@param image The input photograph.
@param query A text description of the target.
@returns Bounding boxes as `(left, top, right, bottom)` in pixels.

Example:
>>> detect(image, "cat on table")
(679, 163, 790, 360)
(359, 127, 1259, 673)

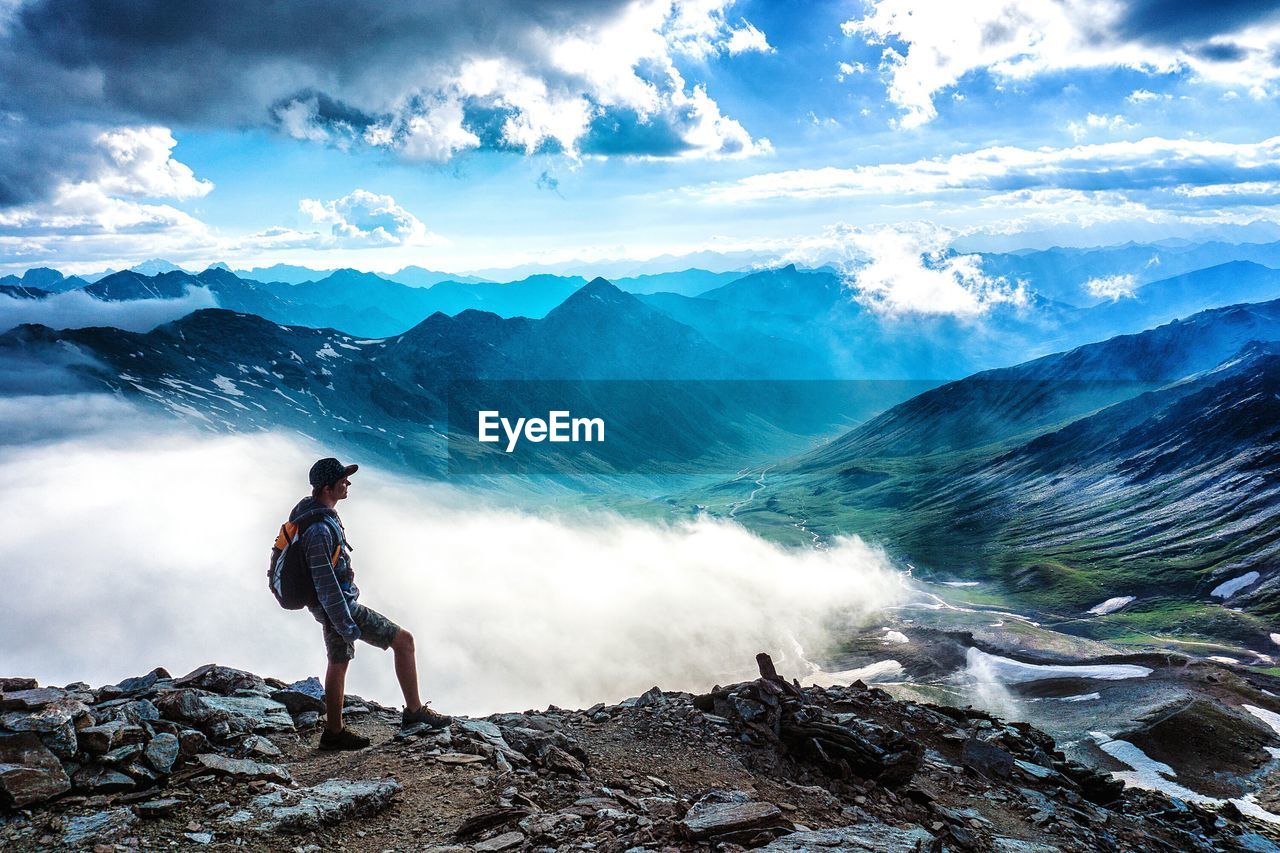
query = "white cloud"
(1084, 273, 1137, 300)
(679, 135, 1280, 203)
(0, 426, 903, 714)
(1127, 89, 1171, 104)
(844, 0, 1280, 128)
(92, 128, 213, 200)
(0, 287, 218, 334)
(841, 225, 1027, 317)
(725, 21, 773, 55)
(298, 189, 437, 247)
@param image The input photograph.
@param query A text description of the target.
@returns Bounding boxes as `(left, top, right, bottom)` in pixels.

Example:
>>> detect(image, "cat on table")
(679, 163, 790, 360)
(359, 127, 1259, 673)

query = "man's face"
(327, 477, 350, 502)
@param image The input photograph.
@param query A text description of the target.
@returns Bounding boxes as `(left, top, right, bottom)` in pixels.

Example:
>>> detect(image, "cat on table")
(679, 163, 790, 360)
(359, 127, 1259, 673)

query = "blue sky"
(5, 0, 1280, 277)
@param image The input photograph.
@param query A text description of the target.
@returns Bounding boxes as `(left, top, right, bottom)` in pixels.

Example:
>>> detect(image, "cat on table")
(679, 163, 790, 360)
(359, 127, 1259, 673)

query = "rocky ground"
(3, 656, 1280, 852)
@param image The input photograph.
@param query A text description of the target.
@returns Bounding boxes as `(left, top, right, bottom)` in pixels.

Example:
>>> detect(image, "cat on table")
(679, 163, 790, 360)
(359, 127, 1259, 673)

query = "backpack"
(268, 509, 342, 610)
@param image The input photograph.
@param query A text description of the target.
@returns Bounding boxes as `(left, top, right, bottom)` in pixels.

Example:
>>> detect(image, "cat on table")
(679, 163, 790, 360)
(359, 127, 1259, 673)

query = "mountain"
(0, 267, 87, 293)
(130, 258, 187, 276)
(231, 263, 334, 284)
(610, 268, 746, 296)
(720, 297, 1280, 634)
(2, 279, 909, 478)
(384, 265, 489, 286)
(977, 241, 1280, 307)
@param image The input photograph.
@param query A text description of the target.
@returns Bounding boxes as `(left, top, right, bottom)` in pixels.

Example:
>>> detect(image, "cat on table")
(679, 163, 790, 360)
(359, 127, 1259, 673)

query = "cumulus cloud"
(0, 0, 770, 206)
(0, 425, 903, 713)
(0, 287, 217, 334)
(844, 0, 1280, 128)
(1084, 273, 1138, 300)
(841, 225, 1027, 317)
(298, 189, 436, 247)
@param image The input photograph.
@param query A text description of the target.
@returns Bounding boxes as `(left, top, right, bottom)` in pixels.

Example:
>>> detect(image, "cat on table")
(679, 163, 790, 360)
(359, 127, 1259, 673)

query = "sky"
(6, 0, 1280, 276)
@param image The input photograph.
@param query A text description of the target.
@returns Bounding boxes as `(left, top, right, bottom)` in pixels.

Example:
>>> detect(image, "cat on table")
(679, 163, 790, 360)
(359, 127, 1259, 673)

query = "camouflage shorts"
(321, 604, 401, 664)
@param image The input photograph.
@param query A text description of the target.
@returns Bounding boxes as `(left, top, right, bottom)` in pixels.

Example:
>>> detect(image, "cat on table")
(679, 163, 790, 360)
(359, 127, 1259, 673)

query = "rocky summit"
(1, 657, 1278, 852)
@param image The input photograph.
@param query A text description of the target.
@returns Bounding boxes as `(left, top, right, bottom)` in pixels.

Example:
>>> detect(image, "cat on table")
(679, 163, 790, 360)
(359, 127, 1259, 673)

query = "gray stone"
(135, 797, 183, 819)
(72, 763, 136, 794)
(1013, 758, 1060, 782)
(201, 694, 294, 733)
(294, 710, 321, 728)
(62, 807, 137, 846)
(185, 831, 214, 844)
(244, 734, 282, 757)
(178, 727, 210, 756)
(145, 732, 180, 773)
(0, 697, 90, 758)
(78, 720, 147, 754)
(991, 839, 1062, 853)
(116, 667, 171, 695)
(101, 742, 145, 765)
(519, 811, 585, 840)
(961, 737, 1015, 779)
(680, 800, 784, 839)
(474, 831, 525, 851)
(174, 664, 268, 695)
(195, 753, 292, 784)
(762, 823, 937, 851)
(119, 698, 161, 725)
(0, 687, 69, 712)
(154, 689, 232, 732)
(270, 677, 326, 714)
(0, 731, 71, 807)
(234, 778, 402, 833)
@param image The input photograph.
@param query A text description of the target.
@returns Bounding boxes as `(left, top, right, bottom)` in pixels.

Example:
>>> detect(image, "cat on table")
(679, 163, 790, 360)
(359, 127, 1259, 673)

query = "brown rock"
(0, 731, 71, 807)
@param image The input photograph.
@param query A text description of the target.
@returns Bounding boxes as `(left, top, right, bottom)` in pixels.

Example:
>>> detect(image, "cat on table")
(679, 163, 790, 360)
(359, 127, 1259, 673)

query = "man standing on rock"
(290, 457, 451, 750)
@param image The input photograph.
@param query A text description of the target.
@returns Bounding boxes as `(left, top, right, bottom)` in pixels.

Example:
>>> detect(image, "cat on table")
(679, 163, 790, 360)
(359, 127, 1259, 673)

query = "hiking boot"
(402, 704, 452, 730)
(318, 727, 370, 751)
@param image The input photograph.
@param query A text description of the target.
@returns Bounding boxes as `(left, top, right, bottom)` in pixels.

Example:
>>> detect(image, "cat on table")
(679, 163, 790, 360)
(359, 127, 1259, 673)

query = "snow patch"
(966, 649, 1151, 683)
(882, 629, 910, 644)
(1059, 692, 1101, 702)
(805, 660, 904, 686)
(1244, 705, 1280, 737)
(315, 343, 340, 359)
(1211, 571, 1260, 599)
(1208, 656, 1239, 665)
(1088, 596, 1134, 616)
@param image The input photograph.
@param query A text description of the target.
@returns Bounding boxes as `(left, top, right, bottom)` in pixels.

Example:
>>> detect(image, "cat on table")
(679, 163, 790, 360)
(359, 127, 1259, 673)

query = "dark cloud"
(1193, 42, 1251, 63)
(1115, 0, 1280, 45)
(0, 0, 765, 208)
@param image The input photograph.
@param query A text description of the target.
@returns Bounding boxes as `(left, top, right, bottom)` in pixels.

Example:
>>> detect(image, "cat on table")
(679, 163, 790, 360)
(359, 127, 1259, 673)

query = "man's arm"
(305, 521, 360, 642)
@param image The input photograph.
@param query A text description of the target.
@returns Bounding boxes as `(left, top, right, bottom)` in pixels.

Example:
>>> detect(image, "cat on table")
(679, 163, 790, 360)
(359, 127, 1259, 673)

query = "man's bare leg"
(324, 660, 348, 734)
(390, 629, 422, 712)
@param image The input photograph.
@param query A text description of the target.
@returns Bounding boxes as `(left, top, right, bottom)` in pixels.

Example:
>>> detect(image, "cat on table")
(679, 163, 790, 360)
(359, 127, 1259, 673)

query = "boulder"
(680, 800, 787, 840)
(474, 831, 525, 851)
(962, 738, 1016, 779)
(270, 677, 326, 715)
(78, 720, 147, 754)
(231, 778, 402, 833)
(762, 823, 937, 851)
(134, 797, 182, 819)
(61, 807, 137, 847)
(0, 731, 71, 807)
(195, 753, 292, 784)
(154, 689, 231, 734)
(0, 697, 90, 758)
(201, 694, 294, 733)
(174, 664, 267, 695)
(0, 687, 70, 712)
(116, 667, 172, 695)
(0, 677, 38, 691)
(71, 763, 136, 794)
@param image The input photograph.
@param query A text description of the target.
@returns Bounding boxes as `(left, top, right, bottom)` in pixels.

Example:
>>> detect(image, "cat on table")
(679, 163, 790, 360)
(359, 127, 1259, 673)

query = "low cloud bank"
(0, 287, 216, 334)
(2, 420, 902, 715)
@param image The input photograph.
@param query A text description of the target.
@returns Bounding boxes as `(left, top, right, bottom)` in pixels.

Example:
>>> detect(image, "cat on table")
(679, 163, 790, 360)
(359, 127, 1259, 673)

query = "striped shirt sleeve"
(305, 521, 360, 643)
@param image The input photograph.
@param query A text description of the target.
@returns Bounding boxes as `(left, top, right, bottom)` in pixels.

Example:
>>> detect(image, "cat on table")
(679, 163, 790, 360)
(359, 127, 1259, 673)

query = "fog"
(2, 407, 903, 715)
(0, 287, 217, 334)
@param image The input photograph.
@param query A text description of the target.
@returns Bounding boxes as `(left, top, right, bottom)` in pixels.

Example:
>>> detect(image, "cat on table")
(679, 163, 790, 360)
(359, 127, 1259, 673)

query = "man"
(290, 457, 451, 750)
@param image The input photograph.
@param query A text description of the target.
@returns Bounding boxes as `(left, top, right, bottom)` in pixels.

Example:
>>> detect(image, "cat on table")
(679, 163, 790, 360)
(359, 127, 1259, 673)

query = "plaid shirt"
(289, 497, 361, 643)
